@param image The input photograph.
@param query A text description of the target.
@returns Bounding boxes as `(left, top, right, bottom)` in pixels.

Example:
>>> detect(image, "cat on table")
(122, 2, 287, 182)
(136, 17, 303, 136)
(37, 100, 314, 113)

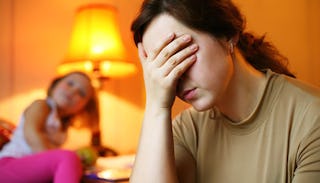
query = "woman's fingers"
(169, 54, 197, 85)
(155, 34, 192, 67)
(161, 43, 198, 76)
(148, 33, 176, 61)
(137, 33, 198, 108)
(139, 32, 198, 86)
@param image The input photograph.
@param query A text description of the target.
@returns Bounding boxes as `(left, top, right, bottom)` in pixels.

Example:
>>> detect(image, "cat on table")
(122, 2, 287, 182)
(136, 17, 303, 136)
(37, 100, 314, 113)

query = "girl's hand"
(138, 33, 198, 109)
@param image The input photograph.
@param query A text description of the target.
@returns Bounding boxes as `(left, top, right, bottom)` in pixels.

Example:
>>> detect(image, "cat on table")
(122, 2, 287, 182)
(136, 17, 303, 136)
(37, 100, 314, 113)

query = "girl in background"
(0, 71, 99, 183)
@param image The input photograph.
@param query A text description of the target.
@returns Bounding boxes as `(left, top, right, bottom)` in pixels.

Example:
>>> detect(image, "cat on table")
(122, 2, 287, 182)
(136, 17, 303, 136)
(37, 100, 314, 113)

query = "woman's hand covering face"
(138, 33, 198, 109)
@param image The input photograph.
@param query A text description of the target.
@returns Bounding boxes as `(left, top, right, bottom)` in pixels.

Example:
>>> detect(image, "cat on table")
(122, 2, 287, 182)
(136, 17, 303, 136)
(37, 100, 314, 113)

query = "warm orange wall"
(234, 0, 320, 86)
(0, 0, 319, 154)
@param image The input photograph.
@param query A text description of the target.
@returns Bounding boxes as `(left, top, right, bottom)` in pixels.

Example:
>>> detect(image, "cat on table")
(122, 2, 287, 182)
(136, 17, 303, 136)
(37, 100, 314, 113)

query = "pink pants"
(0, 149, 83, 183)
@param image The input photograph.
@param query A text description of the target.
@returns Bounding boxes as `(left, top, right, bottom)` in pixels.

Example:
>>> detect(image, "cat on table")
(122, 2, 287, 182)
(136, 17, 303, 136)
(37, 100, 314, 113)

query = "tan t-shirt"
(173, 70, 320, 183)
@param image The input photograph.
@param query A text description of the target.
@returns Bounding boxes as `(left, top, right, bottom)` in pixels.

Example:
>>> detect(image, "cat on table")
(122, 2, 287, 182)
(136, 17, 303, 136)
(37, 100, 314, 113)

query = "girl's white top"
(0, 98, 67, 158)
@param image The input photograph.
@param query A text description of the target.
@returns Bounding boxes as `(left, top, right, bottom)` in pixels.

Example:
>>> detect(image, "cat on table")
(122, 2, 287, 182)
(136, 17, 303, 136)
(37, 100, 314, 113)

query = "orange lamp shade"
(58, 4, 136, 78)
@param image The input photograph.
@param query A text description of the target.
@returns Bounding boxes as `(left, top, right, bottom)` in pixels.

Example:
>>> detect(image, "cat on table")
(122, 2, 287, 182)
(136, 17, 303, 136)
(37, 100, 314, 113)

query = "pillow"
(0, 119, 15, 150)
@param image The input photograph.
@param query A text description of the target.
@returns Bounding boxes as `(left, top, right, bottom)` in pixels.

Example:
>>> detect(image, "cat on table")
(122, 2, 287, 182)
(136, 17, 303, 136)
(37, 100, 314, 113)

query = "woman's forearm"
(130, 106, 178, 183)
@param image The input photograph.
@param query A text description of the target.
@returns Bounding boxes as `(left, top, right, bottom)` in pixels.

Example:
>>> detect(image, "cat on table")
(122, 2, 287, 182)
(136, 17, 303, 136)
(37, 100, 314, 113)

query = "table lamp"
(57, 3, 136, 156)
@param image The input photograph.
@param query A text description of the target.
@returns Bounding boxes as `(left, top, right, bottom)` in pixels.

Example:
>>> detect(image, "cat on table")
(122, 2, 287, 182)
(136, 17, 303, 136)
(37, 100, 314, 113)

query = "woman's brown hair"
(131, 0, 295, 77)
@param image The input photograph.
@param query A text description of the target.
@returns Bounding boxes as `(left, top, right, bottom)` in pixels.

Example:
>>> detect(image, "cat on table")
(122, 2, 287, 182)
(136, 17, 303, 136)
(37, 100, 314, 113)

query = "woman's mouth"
(182, 88, 196, 101)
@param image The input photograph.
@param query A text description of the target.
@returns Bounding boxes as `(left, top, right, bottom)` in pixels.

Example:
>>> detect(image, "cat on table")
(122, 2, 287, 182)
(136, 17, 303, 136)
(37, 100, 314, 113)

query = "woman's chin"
(191, 102, 213, 112)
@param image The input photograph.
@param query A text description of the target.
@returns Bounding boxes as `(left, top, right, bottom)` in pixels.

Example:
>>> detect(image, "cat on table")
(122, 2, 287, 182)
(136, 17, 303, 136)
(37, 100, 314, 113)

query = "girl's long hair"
(47, 71, 100, 132)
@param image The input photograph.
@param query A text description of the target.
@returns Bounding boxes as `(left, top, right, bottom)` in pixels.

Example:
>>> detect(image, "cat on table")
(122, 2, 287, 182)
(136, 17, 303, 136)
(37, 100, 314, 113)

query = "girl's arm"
(23, 99, 56, 152)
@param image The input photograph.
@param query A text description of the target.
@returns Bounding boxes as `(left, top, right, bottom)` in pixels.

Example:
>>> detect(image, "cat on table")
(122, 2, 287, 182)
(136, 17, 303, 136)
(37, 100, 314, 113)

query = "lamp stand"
(91, 130, 118, 156)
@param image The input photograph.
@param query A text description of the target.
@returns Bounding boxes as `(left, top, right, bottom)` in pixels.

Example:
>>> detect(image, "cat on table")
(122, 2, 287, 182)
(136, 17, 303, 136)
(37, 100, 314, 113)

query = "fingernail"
(190, 44, 198, 51)
(190, 55, 197, 61)
(183, 35, 191, 42)
(167, 33, 175, 39)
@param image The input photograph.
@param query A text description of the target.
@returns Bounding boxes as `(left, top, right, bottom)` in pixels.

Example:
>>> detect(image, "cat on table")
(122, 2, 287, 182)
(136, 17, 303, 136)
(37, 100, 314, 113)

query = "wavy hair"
(131, 0, 295, 77)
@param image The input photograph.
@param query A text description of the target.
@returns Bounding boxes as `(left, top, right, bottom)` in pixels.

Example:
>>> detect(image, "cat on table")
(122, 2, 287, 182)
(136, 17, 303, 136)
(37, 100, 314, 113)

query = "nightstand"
(82, 154, 134, 183)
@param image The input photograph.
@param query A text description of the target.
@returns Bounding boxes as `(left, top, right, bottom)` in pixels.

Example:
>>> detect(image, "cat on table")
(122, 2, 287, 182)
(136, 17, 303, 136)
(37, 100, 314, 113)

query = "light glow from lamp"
(57, 4, 136, 79)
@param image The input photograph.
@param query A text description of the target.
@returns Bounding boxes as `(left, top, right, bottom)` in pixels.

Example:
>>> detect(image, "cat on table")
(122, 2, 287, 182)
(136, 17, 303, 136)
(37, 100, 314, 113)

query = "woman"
(130, 0, 320, 182)
(0, 71, 99, 183)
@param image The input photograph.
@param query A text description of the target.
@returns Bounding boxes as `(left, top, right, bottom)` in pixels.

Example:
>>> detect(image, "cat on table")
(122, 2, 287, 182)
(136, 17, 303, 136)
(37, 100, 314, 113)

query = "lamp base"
(91, 131, 118, 157)
(93, 145, 118, 157)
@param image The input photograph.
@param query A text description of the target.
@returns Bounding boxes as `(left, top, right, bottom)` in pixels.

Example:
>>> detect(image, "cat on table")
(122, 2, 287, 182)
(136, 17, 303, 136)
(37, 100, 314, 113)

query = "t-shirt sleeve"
(292, 103, 320, 182)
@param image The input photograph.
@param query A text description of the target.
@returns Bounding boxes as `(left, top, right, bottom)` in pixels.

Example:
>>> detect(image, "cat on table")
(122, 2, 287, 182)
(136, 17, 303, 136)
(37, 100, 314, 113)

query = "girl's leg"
(0, 149, 83, 183)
